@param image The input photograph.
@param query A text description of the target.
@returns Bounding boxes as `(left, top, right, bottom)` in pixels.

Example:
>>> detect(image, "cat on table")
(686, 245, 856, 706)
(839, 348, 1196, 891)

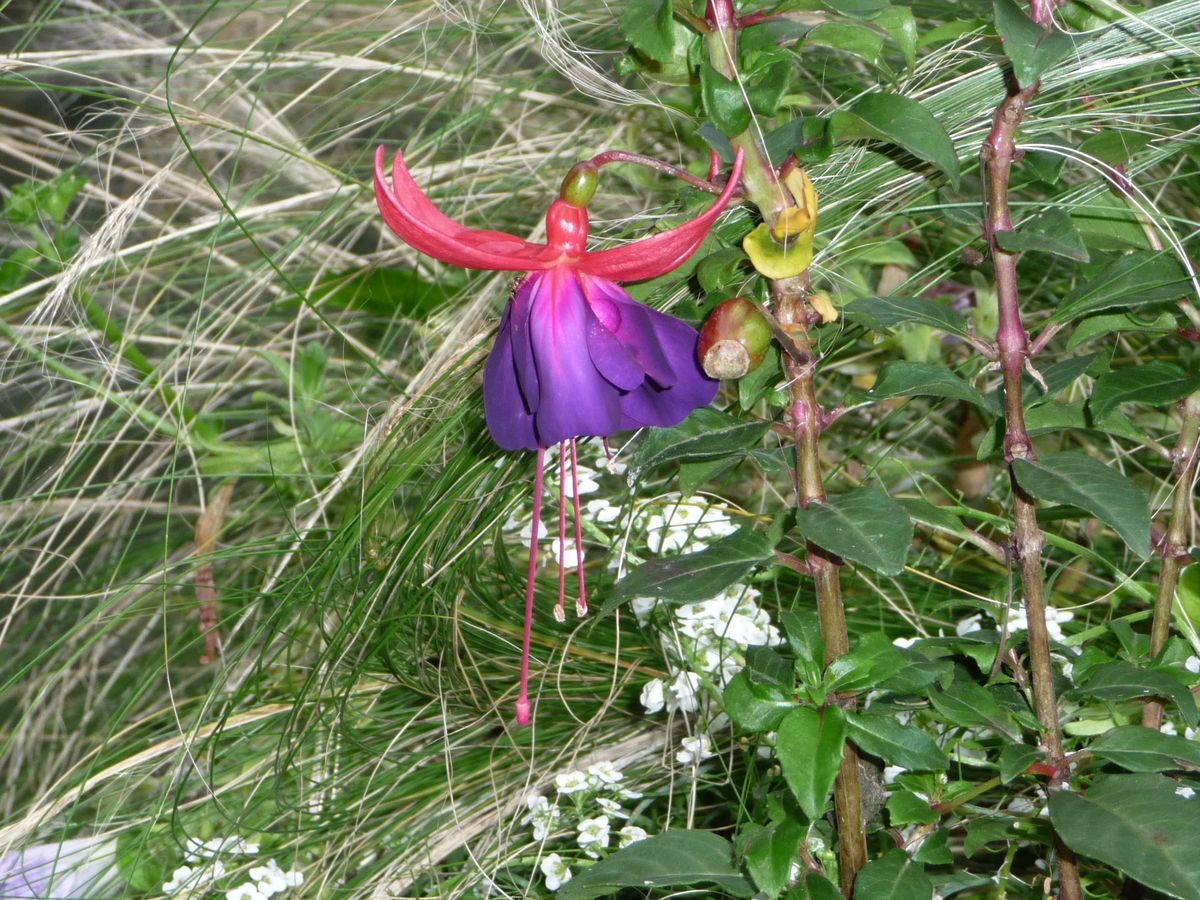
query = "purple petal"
(483, 302, 538, 451)
(585, 278, 676, 387)
(612, 300, 718, 429)
(508, 275, 540, 412)
(0, 838, 119, 899)
(528, 269, 622, 446)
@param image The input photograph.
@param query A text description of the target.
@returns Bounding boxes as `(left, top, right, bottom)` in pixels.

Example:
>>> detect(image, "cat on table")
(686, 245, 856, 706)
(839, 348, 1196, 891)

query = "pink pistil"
(555, 442, 569, 623)
(569, 438, 588, 617)
(516, 446, 546, 727)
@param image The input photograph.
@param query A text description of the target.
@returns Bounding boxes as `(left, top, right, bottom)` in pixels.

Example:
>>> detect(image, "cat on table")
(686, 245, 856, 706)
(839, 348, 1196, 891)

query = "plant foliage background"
(2, 0, 1200, 897)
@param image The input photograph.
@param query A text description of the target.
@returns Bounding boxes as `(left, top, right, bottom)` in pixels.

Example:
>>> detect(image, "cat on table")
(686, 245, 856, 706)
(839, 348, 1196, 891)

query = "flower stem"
(982, 72, 1082, 900)
(586, 150, 732, 196)
(702, 11, 866, 892)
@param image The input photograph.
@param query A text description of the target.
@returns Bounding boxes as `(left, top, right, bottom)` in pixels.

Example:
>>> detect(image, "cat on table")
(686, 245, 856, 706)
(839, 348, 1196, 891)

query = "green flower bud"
(697, 297, 773, 379)
(559, 162, 599, 208)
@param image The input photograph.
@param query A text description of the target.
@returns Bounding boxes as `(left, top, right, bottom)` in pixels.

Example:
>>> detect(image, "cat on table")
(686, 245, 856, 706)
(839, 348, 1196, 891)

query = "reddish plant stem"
(983, 78, 1081, 900)
(1143, 392, 1200, 728)
(586, 150, 732, 196)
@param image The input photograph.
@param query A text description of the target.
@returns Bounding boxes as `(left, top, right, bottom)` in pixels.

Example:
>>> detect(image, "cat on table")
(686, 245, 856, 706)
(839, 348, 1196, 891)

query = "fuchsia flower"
(375, 145, 744, 724)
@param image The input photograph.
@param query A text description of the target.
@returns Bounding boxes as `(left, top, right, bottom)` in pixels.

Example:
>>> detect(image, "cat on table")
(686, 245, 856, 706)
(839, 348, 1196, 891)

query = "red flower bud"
(697, 297, 773, 379)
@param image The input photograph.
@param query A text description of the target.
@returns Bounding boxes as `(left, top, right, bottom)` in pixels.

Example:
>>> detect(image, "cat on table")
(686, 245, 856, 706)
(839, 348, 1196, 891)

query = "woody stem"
(983, 73, 1081, 900)
(704, 11, 866, 894)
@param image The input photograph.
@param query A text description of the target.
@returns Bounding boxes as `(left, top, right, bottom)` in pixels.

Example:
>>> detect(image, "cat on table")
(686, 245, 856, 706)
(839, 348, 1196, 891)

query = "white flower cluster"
(523, 761, 649, 891)
(638, 584, 784, 718)
(161, 836, 302, 900)
(955, 604, 1075, 643)
(641, 496, 738, 555)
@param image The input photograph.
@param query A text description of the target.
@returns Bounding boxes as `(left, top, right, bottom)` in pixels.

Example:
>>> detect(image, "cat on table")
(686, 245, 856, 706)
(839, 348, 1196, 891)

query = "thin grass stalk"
(704, 5, 866, 892)
(980, 10, 1080, 898)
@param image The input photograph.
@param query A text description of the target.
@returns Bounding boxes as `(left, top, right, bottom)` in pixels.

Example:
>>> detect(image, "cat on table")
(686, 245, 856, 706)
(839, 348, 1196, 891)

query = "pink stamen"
(555, 442, 568, 623)
(570, 439, 588, 617)
(602, 437, 613, 462)
(516, 446, 546, 727)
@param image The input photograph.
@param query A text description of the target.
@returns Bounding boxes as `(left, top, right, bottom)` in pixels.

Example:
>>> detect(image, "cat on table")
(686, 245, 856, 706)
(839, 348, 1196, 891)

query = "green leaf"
(843, 296, 969, 337)
(741, 820, 806, 899)
(912, 828, 953, 865)
(740, 344, 782, 410)
(792, 872, 844, 900)
(620, 0, 675, 63)
(873, 6, 918, 69)
(634, 408, 769, 474)
(557, 829, 756, 899)
(993, 0, 1075, 87)
(1050, 774, 1200, 900)
(822, 0, 891, 15)
(602, 527, 777, 615)
(1050, 251, 1193, 324)
(724, 670, 793, 733)
(965, 818, 1016, 856)
(999, 744, 1043, 783)
(975, 401, 1145, 459)
(888, 790, 940, 826)
(793, 485, 914, 576)
(3, 172, 88, 228)
(805, 22, 884, 66)
(1011, 452, 1151, 558)
(825, 632, 907, 693)
(1091, 725, 1200, 772)
(833, 93, 961, 188)
(777, 706, 849, 819)
(1091, 362, 1200, 423)
(994, 208, 1089, 262)
(1067, 310, 1177, 350)
(929, 671, 1019, 741)
(702, 60, 751, 136)
(847, 712, 949, 771)
(1071, 662, 1199, 728)
(1079, 130, 1152, 167)
(744, 52, 794, 117)
(852, 850, 933, 900)
(869, 361, 997, 413)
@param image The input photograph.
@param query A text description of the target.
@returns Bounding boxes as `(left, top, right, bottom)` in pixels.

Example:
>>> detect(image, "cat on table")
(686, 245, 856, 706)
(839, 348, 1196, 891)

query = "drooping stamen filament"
(516, 446, 546, 727)
(569, 438, 588, 616)
(555, 442, 569, 623)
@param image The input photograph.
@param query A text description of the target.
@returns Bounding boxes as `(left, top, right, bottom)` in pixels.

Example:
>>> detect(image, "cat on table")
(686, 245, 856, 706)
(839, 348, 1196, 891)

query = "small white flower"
(540, 853, 572, 891)
(586, 761, 624, 787)
(892, 636, 918, 649)
(1163, 721, 1179, 736)
(576, 816, 611, 857)
(595, 797, 629, 818)
(668, 671, 702, 713)
(249, 859, 293, 896)
(555, 771, 589, 794)
(585, 498, 622, 524)
(600, 455, 627, 475)
(883, 766, 906, 785)
(522, 794, 561, 841)
(226, 884, 268, 900)
(1186, 656, 1200, 675)
(618, 825, 648, 847)
(676, 734, 715, 766)
(163, 866, 196, 894)
(640, 679, 666, 714)
(630, 595, 658, 624)
(564, 466, 600, 497)
(955, 614, 983, 637)
(1177, 786, 1196, 799)
(552, 538, 584, 568)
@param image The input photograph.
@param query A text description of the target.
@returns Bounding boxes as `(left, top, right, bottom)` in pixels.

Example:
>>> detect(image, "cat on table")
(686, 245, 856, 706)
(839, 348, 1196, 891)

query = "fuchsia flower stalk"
(375, 145, 744, 724)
